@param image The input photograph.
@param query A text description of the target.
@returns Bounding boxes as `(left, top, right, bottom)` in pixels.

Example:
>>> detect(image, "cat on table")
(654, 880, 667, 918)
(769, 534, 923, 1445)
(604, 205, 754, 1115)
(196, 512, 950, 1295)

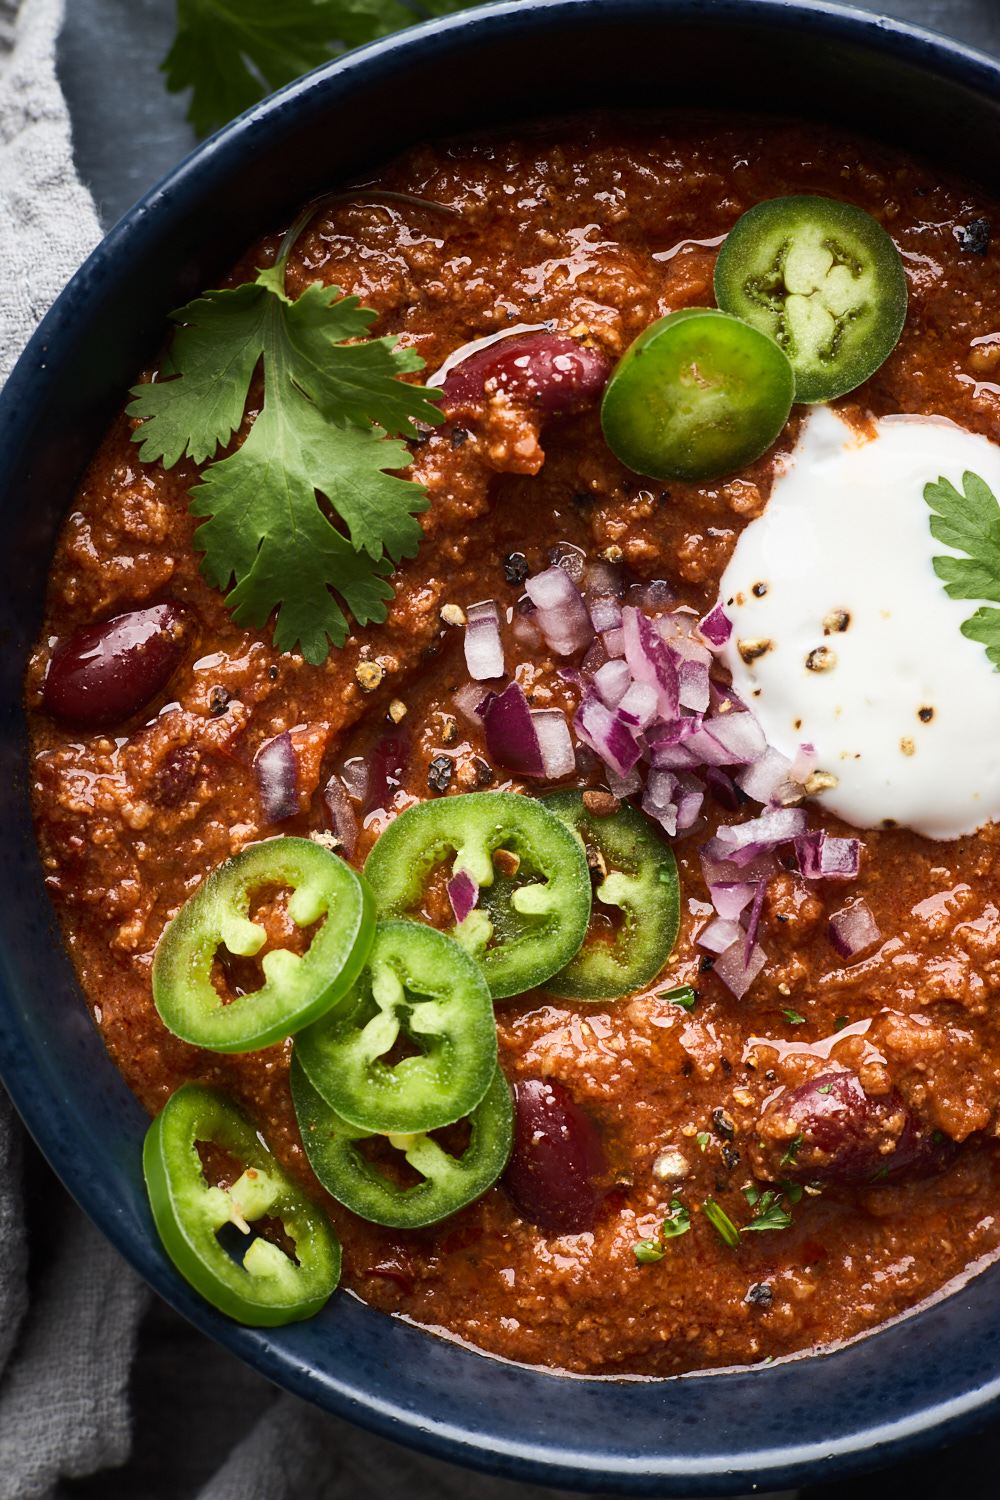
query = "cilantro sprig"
(925, 470, 1000, 668)
(128, 212, 443, 664)
(165, 0, 479, 138)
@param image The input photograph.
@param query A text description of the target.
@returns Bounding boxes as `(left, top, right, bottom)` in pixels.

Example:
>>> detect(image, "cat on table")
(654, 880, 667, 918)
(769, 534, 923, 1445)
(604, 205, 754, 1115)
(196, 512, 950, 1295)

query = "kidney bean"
(43, 602, 190, 727)
(441, 334, 611, 415)
(503, 1078, 608, 1234)
(750, 1069, 956, 1186)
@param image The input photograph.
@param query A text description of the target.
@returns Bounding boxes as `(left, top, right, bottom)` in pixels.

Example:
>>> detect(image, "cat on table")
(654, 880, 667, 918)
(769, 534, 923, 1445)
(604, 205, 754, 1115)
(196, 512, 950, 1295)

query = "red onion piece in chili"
(712, 937, 768, 999)
(700, 846, 780, 889)
(602, 626, 626, 659)
(642, 768, 679, 836)
(530, 709, 575, 779)
(736, 744, 793, 803)
(441, 333, 611, 414)
(676, 656, 711, 714)
(714, 805, 808, 856)
(550, 541, 587, 582)
(573, 689, 642, 778)
(674, 774, 705, 831)
(321, 774, 359, 859)
(525, 566, 595, 656)
(606, 764, 643, 798)
(452, 681, 487, 726)
(614, 681, 658, 730)
(698, 603, 732, 648)
(255, 732, 299, 823)
(648, 740, 701, 771)
(796, 831, 861, 881)
(340, 758, 369, 803)
(706, 766, 742, 812)
(365, 732, 410, 814)
(503, 1078, 608, 1235)
(512, 614, 543, 652)
(699, 916, 743, 954)
(743, 877, 768, 964)
(622, 606, 679, 719)
(708, 880, 757, 921)
(592, 658, 631, 707)
(464, 599, 505, 681)
(43, 601, 189, 727)
(479, 682, 545, 777)
(829, 899, 881, 958)
(588, 595, 623, 633)
(447, 868, 479, 927)
(702, 711, 767, 764)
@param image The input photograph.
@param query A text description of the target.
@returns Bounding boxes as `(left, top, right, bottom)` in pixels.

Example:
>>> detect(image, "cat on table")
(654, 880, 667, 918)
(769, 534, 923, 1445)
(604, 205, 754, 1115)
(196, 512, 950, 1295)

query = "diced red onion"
(700, 846, 780, 888)
(829, 899, 881, 958)
(550, 542, 587, 582)
(627, 579, 675, 613)
(712, 938, 768, 1000)
(365, 732, 410, 815)
(573, 689, 643, 778)
(794, 830, 861, 881)
(606, 764, 643, 797)
(648, 740, 701, 770)
(479, 682, 545, 776)
(615, 681, 658, 730)
(677, 657, 711, 714)
(674, 772, 705, 831)
(702, 711, 767, 764)
(645, 715, 704, 748)
(643, 768, 678, 836)
(714, 806, 808, 855)
(525, 567, 595, 656)
(709, 880, 757, 921)
(321, 773, 359, 859)
(464, 599, 505, 681)
(593, 658, 631, 708)
(447, 868, 479, 927)
(512, 614, 544, 651)
(340, 757, 369, 803)
(622, 606, 679, 719)
(743, 878, 768, 964)
(706, 766, 742, 812)
(736, 745, 792, 804)
(453, 681, 487, 726)
(530, 708, 575, 778)
(698, 603, 732, 648)
(676, 725, 736, 768)
(602, 627, 625, 659)
(789, 742, 817, 784)
(698, 916, 743, 954)
(255, 732, 299, 823)
(709, 681, 749, 715)
(589, 595, 623, 633)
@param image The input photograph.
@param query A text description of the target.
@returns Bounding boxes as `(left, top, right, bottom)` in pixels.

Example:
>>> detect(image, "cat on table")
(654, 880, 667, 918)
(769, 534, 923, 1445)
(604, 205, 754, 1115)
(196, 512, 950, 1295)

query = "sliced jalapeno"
(294, 919, 496, 1135)
(363, 792, 592, 1000)
(600, 308, 794, 481)
(152, 837, 375, 1053)
(541, 791, 680, 1000)
(291, 1054, 513, 1229)
(143, 1083, 340, 1325)
(714, 196, 908, 402)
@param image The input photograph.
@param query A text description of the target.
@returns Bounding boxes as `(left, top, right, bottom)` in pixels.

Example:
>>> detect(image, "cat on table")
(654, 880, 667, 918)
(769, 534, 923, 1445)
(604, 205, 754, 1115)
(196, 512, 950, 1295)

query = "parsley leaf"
(128, 232, 443, 664)
(632, 1238, 664, 1265)
(696, 1132, 711, 1153)
(780, 1133, 803, 1167)
(661, 1200, 691, 1239)
(742, 1190, 793, 1233)
(659, 985, 697, 1012)
(925, 470, 1000, 668)
(781, 1007, 806, 1025)
(164, 0, 481, 138)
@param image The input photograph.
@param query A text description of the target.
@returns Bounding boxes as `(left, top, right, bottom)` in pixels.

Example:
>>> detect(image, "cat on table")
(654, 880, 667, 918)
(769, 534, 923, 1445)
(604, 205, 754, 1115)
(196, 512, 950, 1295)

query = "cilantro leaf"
(659, 985, 697, 1012)
(163, 0, 424, 138)
(781, 1007, 806, 1025)
(925, 470, 1000, 669)
(743, 1198, 794, 1233)
(661, 1200, 691, 1239)
(780, 1132, 804, 1167)
(128, 250, 443, 664)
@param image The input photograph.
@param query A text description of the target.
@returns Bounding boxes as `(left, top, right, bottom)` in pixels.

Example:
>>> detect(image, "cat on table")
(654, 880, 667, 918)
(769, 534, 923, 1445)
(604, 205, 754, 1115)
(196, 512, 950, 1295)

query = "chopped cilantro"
(743, 1192, 793, 1233)
(743, 1184, 760, 1207)
(633, 1238, 665, 1264)
(660, 985, 697, 1012)
(164, 0, 478, 138)
(925, 470, 1000, 669)
(781, 1007, 806, 1025)
(780, 1133, 803, 1167)
(779, 1180, 803, 1204)
(661, 1200, 691, 1239)
(817, 1083, 833, 1095)
(702, 1199, 741, 1249)
(128, 216, 443, 664)
(696, 1132, 711, 1153)
(833, 1016, 850, 1031)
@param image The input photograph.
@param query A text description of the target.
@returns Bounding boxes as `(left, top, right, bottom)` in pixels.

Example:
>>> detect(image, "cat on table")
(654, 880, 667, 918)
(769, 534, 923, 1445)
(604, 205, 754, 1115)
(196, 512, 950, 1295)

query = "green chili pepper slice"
(143, 1083, 340, 1325)
(294, 919, 496, 1135)
(713, 196, 908, 403)
(152, 837, 375, 1053)
(600, 308, 794, 482)
(541, 791, 679, 1000)
(291, 1054, 513, 1229)
(363, 792, 592, 1000)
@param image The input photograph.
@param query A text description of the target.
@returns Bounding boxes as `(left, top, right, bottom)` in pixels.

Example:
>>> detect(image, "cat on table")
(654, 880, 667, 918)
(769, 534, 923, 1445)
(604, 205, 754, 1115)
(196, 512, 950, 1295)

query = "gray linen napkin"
(0, 3, 804, 1495)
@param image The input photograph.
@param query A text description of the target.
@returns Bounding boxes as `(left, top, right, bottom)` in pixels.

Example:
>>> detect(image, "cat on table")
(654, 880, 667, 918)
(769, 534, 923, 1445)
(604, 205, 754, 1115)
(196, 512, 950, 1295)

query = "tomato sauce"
(25, 115, 1000, 1375)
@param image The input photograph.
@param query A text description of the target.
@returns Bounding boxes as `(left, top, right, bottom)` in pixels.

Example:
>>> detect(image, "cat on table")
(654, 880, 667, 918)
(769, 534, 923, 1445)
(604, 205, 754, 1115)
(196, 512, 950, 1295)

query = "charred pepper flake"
(451, 427, 468, 448)
(428, 754, 454, 793)
(712, 1108, 736, 1142)
(503, 552, 529, 586)
(209, 686, 231, 716)
(699, 954, 716, 973)
(919, 705, 935, 723)
(957, 218, 991, 256)
(752, 582, 768, 598)
(721, 1145, 741, 1171)
(268, 666, 279, 681)
(746, 1282, 774, 1308)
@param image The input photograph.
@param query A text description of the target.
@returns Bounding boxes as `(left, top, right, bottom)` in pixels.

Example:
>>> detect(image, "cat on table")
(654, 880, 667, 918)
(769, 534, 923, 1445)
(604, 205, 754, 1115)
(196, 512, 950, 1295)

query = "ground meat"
(26, 113, 1000, 1377)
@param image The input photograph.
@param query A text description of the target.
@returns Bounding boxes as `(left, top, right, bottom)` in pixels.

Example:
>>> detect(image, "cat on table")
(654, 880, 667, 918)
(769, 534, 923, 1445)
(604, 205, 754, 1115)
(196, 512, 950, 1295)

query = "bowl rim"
(5, 0, 1000, 1490)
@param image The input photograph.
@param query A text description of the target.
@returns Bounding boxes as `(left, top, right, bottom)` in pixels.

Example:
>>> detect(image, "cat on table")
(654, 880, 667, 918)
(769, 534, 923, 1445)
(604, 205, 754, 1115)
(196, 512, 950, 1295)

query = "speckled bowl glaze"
(3, 1, 1000, 1490)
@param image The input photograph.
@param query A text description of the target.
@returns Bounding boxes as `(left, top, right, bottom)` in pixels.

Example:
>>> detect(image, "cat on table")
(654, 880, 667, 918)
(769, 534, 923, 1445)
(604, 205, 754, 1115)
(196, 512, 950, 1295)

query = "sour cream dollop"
(720, 404, 1000, 839)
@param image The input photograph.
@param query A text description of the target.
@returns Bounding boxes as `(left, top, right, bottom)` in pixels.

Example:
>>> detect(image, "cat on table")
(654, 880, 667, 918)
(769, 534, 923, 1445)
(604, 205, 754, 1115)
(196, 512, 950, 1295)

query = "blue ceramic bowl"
(4, 1, 1000, 1490)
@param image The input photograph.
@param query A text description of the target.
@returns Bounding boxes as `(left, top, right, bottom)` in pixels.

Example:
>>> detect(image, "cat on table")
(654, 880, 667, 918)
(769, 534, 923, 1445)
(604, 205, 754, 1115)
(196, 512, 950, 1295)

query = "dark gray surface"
(49, 1, 1000, 1496)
